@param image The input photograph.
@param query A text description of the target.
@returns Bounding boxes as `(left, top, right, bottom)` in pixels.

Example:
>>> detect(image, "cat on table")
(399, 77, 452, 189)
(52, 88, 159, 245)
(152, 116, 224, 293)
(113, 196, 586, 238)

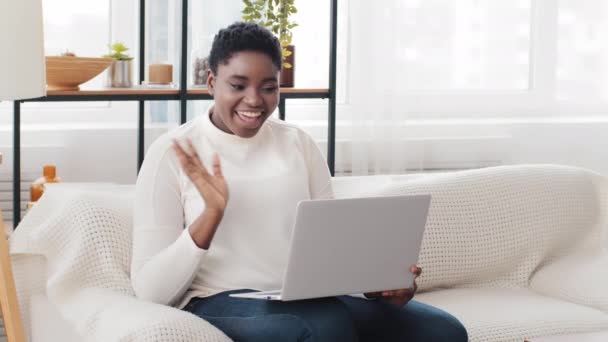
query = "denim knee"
(309, 307, 357, 341)
(402, 301, 468, 342)
(244, 314, 313, 341)
(430, 312, 468, 342)
(231, 310, 357, 342)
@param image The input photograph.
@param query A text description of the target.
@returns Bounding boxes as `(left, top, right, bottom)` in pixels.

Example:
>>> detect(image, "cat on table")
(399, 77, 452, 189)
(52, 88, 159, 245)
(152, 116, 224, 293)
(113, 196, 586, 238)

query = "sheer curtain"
(339, 0, 608, 176)
(555, 0, 608, 102)
(339, 0, 533, 175)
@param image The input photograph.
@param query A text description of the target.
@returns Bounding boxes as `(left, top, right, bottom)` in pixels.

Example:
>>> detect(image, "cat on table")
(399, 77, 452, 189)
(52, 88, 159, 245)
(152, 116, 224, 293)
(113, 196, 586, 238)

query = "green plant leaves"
(103, 41, 134, 61)
(241, 0, 297, 65)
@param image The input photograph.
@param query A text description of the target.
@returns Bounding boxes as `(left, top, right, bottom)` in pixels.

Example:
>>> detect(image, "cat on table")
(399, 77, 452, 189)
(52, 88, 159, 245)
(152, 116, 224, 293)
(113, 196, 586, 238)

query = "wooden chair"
(0, 153, 26, 342)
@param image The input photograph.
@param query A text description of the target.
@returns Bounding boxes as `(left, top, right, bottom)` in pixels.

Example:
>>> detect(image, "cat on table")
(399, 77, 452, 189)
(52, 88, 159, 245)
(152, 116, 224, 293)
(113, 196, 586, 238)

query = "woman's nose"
(244, 90, 263, 107)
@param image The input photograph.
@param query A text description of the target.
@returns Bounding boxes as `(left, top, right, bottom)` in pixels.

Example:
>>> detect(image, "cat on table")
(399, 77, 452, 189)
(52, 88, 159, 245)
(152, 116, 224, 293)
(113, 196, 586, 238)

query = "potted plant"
(242, 0, 298, 87)
(103, 42, 134, 88)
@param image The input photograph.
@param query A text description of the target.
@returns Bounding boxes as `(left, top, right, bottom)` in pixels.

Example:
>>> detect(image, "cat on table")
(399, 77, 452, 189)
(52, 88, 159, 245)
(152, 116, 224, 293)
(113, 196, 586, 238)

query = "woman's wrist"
(203, 208, 224, 222)
(189, 209, 224, 249)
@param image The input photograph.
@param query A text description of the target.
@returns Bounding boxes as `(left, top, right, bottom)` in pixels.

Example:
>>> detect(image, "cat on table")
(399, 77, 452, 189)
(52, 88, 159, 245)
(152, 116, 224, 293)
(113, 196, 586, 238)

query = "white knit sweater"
(130, 109, 333, 308)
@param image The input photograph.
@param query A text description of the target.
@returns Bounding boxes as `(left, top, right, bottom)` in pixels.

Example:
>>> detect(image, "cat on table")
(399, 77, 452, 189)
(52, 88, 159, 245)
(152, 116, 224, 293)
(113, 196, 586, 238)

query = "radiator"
(0, 171, 36, 233)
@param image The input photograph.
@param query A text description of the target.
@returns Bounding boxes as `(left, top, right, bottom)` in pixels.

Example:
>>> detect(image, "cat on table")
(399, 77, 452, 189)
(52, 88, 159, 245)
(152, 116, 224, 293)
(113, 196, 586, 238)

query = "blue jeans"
(183, 289, 468, 342)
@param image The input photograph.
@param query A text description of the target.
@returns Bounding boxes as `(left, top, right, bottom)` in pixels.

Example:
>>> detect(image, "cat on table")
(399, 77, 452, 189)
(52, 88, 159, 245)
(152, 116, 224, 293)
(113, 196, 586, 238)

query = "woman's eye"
(230, 84, 245, 91)
(263, 86, 278, 93)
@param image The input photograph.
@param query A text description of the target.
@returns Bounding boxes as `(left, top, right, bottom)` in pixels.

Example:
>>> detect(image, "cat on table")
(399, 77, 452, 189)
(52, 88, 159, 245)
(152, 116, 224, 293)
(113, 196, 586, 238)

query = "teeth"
(238, 111, 262, 118)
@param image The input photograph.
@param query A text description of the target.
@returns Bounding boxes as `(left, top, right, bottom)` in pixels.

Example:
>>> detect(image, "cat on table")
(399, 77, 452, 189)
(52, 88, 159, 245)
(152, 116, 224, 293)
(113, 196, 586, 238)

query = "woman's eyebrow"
(229, 75, 248, 81)
(229, 75, 278, 83)
(229, 75, 279, 83)
(262, 77, 278, 83)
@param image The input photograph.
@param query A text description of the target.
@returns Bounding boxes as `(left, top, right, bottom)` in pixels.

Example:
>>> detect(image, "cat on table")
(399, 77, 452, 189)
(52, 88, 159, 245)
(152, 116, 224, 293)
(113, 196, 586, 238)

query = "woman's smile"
(234, 110, 266, 129)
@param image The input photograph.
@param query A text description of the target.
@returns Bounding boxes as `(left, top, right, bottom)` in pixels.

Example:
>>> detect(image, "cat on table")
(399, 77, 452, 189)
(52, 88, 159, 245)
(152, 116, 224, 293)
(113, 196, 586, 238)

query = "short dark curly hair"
(208, 21, 282, 75)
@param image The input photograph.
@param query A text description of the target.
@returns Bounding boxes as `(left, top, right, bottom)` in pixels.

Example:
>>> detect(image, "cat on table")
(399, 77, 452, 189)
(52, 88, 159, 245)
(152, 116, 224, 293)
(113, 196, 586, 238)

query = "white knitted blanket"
(9, 185, 230, 342)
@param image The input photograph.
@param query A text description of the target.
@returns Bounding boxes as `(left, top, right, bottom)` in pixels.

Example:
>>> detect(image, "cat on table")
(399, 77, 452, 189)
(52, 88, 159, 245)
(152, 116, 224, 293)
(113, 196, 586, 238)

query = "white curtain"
(338, 0, 534, 176)
(338, 0, 608, 176)
(341, 1, 411, 176)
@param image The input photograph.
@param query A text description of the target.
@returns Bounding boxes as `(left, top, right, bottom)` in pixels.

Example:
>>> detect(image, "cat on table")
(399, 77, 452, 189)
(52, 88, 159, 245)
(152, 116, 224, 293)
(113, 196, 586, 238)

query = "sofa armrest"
(529, 252, 608, 313)
(11, 254, 47, 342)
(58, 288, 231, 342)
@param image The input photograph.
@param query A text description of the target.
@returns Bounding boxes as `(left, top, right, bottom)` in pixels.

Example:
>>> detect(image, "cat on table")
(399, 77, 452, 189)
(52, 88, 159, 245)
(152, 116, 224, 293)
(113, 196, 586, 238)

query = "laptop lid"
(280, 194, 431, 301)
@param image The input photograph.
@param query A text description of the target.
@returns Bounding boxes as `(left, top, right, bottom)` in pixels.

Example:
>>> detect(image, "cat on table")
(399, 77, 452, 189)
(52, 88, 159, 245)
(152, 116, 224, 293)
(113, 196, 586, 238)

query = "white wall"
(1, 118, 607, 187)
(0, 125, 166, 185)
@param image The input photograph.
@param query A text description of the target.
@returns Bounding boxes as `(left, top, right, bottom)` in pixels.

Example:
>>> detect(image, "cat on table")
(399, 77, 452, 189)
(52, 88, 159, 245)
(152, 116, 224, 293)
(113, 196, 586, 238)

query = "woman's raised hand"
(172, 138, 229, 215)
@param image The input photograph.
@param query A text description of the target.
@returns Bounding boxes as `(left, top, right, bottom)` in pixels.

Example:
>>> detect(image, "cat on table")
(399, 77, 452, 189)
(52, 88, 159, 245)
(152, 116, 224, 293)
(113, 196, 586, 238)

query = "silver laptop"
(230, 194, 431, 301)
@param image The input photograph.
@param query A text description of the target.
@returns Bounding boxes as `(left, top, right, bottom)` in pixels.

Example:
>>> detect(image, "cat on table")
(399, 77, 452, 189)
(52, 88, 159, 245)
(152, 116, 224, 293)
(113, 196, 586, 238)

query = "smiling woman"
(207, 50, 280, 136)
(130, 21, 468, 342)
(205, 22, 282, 137)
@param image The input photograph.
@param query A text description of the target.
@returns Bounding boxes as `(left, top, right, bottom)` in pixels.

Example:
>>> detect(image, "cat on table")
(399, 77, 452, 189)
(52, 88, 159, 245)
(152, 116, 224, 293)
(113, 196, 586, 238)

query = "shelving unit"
(11, 0, 338, 226)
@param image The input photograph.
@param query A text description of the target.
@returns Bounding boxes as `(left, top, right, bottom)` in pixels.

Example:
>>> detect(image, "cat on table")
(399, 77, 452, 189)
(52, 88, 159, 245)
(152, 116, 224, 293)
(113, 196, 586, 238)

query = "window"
(4, 0, 608, 127)
(43, 0, 110, 85)
(377, 0, 531, 91)
(556, 0, 608, 102)
(0, 0, 140, 126)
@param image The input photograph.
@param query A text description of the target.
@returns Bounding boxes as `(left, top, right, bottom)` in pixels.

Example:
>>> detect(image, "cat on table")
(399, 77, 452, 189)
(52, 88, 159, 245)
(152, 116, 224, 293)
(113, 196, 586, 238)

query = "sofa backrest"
(332, 165, 608, 291)
(12, 165, 606, 302)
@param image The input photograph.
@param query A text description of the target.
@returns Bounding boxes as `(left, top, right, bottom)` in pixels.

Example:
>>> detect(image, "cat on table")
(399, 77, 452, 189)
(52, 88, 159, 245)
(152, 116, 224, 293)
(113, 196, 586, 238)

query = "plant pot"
(106, 60, 133, 88)
(191, 49, 209, 88)
(280, 45, 295, 88)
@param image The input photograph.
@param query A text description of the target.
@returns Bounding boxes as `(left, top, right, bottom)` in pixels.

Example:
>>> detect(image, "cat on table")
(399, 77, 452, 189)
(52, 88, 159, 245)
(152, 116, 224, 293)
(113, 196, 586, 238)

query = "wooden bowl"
(45, 56, 114, 91)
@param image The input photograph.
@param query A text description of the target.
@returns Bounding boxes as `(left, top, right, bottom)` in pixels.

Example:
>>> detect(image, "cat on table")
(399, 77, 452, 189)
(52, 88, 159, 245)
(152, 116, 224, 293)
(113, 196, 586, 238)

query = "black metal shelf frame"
(11, 0, 338, 226)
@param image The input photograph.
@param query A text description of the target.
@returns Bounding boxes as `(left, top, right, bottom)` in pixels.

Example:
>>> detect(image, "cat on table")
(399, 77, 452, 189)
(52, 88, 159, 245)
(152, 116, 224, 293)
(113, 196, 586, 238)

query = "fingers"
(186, 139, 205, 170)
(172, 138, 210, 178)
(410, 265, 422, 277)
(378, 265, 421, 302)
(386, 296, 408, 307)
(382, 288, 414, 298)
(380, 265, 420, 305)
(380, 288, 415, 307)
(172, 140, 195, 173)
(363, 292, 382, 299)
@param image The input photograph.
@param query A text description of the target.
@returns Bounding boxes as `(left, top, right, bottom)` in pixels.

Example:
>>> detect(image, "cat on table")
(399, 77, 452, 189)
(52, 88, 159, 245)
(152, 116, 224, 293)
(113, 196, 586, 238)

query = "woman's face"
(207, 51, 280, 138)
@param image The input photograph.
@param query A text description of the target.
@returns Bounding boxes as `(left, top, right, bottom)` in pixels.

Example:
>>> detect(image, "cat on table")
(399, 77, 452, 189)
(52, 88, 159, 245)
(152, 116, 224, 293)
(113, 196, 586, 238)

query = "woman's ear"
(207, 70, 215, 96)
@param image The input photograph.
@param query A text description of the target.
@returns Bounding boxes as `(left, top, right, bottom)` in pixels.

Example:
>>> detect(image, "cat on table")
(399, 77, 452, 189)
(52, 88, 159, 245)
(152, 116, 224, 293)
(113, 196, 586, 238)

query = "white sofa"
(8, 164, 608, 342)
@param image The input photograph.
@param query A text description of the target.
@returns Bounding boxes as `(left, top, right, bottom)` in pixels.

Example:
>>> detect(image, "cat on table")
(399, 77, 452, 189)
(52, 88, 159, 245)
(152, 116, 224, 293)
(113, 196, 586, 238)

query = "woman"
(131, 21, 468, 341)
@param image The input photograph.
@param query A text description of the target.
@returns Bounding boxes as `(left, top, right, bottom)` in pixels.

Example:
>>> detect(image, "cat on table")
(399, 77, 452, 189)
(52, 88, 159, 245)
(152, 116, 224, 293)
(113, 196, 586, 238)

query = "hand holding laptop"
(364, 265, 422, 307)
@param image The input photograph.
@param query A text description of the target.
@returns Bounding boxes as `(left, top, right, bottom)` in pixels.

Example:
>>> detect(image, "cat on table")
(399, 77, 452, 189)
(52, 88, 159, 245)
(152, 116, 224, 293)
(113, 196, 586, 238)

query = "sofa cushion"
(416, 288, 608, 342)
(530, 252, 608, 314)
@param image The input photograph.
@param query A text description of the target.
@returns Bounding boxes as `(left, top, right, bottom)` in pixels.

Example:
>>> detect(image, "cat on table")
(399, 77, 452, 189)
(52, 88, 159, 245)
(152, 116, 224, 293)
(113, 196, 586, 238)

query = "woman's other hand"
(365, 265, 422, 307)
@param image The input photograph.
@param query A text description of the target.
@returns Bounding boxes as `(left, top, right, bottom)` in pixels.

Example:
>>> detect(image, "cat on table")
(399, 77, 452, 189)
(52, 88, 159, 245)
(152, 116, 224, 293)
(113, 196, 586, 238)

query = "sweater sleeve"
(130, 135, 207, 306)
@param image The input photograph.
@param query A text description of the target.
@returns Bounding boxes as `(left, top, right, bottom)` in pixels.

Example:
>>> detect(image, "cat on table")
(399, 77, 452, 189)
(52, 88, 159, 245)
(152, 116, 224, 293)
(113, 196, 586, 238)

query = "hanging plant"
(242, 0, 298, 69)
